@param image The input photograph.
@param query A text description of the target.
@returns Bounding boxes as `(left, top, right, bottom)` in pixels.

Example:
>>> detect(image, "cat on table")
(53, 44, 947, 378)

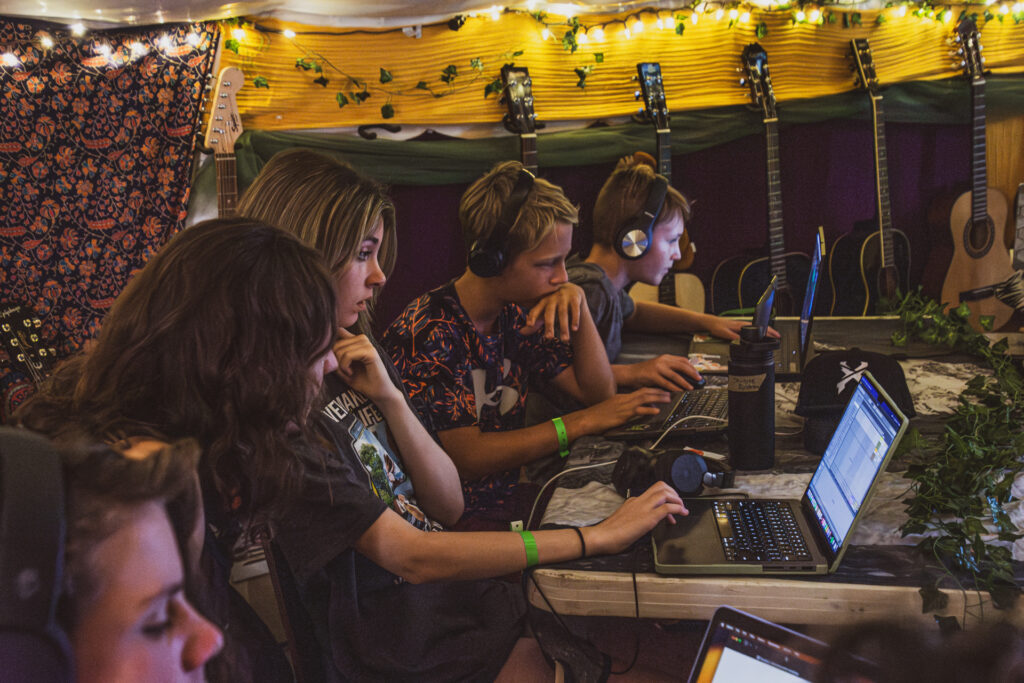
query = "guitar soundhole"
(963, 216, 994, 259)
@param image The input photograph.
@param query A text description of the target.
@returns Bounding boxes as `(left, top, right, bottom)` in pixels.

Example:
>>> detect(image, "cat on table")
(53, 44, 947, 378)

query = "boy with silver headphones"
(568, 153, 772, 393)
(383, 161, 671, 528)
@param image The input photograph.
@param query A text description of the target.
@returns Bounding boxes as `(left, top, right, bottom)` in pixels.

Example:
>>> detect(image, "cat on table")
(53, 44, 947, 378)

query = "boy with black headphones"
(383, 161, 671, 528)
(569, 153, 773, 393)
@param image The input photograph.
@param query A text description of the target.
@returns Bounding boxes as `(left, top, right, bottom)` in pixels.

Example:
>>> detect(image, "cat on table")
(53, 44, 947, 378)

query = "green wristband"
(552, 417, 570, 459)
(519, 530, 539, 567)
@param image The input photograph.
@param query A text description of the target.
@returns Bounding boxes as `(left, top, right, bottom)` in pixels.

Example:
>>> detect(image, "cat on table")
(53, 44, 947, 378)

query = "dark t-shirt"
(566, 257, 635, 363)
(382, 280, 572, 517)
(272, 358, 525, 681)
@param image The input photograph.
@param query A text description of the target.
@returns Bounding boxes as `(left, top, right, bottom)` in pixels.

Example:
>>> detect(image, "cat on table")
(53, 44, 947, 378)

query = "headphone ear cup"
(615, 225, 651, 260)
(468, 242, 504, 278)
(611, 446, 658, 498)
(656, 451, 709, 497)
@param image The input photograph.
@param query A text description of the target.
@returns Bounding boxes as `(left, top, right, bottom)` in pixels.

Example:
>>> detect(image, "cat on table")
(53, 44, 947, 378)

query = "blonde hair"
(237, 149, 396, 331)
(592, 153, 691, 247)
(459, 160, 578, 263)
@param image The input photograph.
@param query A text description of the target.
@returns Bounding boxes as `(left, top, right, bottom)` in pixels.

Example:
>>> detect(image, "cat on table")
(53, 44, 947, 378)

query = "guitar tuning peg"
(953, 59, 966, 69)
(738, 77, 747, 87)
(633, 90, 641, 100)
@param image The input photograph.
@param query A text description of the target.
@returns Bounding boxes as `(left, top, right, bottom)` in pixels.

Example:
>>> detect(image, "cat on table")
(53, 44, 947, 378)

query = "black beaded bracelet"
(572, 526, 587, 558)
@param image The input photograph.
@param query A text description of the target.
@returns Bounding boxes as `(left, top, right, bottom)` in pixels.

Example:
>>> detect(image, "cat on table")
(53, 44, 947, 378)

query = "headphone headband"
(468, 168, 536, 277)
(614, 174, 669, 260)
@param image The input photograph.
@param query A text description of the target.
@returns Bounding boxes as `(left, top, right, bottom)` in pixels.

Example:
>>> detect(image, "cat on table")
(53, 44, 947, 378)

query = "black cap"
(795, 349, 915, 454)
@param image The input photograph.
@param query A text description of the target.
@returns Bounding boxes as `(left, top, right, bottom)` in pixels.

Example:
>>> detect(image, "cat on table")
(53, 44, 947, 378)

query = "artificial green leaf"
(415, 81, 429, 90)
(225, 38, 240, 54)
(484, 79, 503, 98)
(470, 57, 483, 72)
(562, 30, 578, 53)
(253, 76, 269, 88)
(313, 75, 329, 87)
(675, 21, 685, 36)
(381, 103, 395, 118)
(379, 68, 393, 83)
(755, 22, 768, 39)
(353, 90, 370, 103)
(919, 582, 949, 613)
(336, 92, 348, 107)
(594, 53, 604, 63)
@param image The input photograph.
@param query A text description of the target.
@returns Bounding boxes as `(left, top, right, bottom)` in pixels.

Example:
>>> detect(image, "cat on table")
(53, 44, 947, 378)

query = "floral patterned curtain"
(0, 19, 219, 420)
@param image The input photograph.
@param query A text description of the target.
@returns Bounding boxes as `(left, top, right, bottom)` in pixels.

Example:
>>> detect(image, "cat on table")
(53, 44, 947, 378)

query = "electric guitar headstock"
(1, 304, 57, 388)
(849, 38, 881, 95)
(203, 66, 244, 155)
(954, 16, 985, 84)
(500, 64, 539, 173)
(741, 43, 777, 122)
(635, 62, 669, 132)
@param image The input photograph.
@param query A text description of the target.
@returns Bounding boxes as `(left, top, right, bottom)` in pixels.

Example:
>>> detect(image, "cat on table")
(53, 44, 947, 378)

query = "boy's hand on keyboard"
(618, 353, 702, 392)
(576, 388, 671, 433)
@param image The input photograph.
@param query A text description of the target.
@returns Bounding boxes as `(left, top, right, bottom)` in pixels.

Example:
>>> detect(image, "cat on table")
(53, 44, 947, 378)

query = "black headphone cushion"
(612, 446, 730, 498)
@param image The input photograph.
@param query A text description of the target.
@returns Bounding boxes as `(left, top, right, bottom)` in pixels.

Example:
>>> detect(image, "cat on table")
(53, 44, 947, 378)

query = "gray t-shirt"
(566, 257, 635, 362)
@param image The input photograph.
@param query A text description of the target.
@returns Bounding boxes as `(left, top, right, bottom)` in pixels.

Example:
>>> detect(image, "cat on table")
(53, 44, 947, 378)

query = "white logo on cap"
(836, 360, 869, 393)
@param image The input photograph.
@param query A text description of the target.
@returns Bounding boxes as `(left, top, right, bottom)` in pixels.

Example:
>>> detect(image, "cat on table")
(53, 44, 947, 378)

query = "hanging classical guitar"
(710, 44, 809, 315)
(633, 62, 696, 307)
(500, 64, 539, 175)
(939, 18, 1014, 331)
(828, 38, 911, 316)
(203, 66, 244, 218)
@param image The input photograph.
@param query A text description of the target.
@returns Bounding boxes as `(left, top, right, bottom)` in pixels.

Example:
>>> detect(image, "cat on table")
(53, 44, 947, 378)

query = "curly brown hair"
(17, 218, 337, 519)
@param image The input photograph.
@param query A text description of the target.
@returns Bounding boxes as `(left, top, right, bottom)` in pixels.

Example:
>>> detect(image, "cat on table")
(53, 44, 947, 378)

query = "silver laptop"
(653, 371, 908, 574)
(605, 280, 776, 441)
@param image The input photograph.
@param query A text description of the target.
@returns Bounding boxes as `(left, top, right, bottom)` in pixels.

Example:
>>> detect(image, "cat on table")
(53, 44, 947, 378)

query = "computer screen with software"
(805, 377, 904, 554)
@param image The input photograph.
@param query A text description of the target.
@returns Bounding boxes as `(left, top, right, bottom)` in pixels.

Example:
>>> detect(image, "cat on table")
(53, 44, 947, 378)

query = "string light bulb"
(40, 35, 54, 48)
(895, 4, 907, 15)
(592, 26, 604, 41)
(740, 10, 751, 22)
(808, 8, 820, 22)
(714, 8, 725, 20)
(69, 22, 85, 36)
(489, 5, 501, 21)
(1, 52, 20, 67)
(541, 27, 551, 39)
(1000, 3, 1010, 13)
(691, 11, 700, 24)
(729, 8, 739, 20)
(283, 28, 296, 38)
(632, 18, 644, 33)
(231, 27, 245, 40)
(577, 30, 588, 43)
(795, 9, 806, 21)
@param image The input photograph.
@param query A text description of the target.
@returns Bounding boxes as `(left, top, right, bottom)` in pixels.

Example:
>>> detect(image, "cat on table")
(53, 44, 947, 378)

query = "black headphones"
(0, 427, 73, 682)
(613, 175, 669, 260)
(468, 169, 536, 278)
(611, 445, 733, 498)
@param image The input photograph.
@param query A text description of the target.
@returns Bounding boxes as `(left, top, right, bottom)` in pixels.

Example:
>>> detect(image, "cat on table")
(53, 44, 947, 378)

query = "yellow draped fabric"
(220, 9, 1024, 130)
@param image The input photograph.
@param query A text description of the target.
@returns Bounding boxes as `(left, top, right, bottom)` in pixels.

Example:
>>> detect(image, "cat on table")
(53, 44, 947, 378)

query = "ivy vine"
(890, 289, 1024, 611)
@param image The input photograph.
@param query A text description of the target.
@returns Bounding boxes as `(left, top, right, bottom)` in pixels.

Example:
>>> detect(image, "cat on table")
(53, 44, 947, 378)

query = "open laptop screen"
(688, 606, 827, 683)
(799, 227, 825, 362)
(805, 375, 905, 554)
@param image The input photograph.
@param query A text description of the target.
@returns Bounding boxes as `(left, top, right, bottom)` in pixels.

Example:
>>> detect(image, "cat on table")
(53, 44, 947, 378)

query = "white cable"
(651, 414, 728, 450)
(525, 459, 618, 530)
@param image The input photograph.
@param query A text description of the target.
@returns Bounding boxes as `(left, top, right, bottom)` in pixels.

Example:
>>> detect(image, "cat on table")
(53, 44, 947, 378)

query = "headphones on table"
(611, 445, 733, 498)
(613, 174, 669, 260)
(468, 168, 536, 278)
(0, 427, 72, 682)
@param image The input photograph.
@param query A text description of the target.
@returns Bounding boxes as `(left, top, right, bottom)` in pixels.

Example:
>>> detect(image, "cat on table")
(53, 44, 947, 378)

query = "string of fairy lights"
(2, 1, 1023, 72)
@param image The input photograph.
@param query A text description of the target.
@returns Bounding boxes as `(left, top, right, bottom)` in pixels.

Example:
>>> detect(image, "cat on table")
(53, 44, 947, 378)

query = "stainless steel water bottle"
(727, 325, 780, 470)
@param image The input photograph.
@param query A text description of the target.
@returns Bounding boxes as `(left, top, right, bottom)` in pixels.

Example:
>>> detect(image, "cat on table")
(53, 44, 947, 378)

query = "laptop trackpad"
(651, 500, 724, 566)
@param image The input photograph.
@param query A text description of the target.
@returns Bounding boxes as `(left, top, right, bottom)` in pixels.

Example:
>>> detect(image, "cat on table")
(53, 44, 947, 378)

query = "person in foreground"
(3, 429, 224, 682)
(22, 216, 686, 680)
(383, 160, 673, 528)
(571, 153, 776, 392)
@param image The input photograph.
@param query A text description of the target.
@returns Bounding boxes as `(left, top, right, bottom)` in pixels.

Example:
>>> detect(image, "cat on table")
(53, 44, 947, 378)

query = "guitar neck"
(520, 133, 538, 175)
(971, 79, 988, 224)
(871, 95, 896, 268)
(764, 119, 788, 290)
(655, 130, 671, 179)
(215, 153, 238, 218)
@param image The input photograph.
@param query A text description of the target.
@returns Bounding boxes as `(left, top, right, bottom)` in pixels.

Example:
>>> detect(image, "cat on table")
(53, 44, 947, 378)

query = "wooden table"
(527, 319, 1024, 629)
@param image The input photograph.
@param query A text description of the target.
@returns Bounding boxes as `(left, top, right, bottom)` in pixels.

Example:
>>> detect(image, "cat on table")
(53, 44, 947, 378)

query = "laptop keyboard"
(666, 388, 728, 431)
(713, 500, 812, 562)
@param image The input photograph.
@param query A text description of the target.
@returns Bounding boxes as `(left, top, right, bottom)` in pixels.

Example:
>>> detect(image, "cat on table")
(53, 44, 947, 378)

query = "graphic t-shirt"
(382, 280, 572, 516)
(272, 351, 524, 681)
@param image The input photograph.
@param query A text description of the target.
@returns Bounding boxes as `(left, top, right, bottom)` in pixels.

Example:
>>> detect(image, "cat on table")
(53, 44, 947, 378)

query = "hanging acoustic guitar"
(828, 38, 911, 316)
(203, 66, 245, 218)
(500, 64, 539, 175)
(710, 43, 809, 315)
(939, 17, 1014, 331)
(633, 62, 696, 307)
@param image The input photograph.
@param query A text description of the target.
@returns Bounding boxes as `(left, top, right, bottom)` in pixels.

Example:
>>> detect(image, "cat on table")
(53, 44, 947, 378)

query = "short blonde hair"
(592, 155, 691, 247)
(459, 161, 578, 262)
